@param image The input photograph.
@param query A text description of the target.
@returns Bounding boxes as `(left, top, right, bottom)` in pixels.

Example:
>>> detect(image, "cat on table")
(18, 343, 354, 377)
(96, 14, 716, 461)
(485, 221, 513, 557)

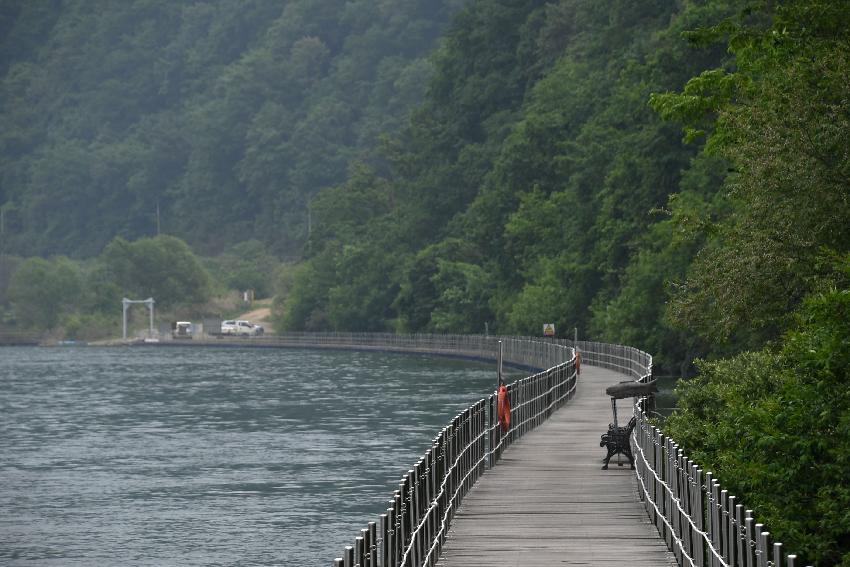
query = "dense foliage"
(275, 0, 735, 373)
(667, 267, 850, 565)
(658, 2, 850, 563)
(2, 1, 849, 560)
(655, 1, 850, 349)
(0, 0, 461, 258)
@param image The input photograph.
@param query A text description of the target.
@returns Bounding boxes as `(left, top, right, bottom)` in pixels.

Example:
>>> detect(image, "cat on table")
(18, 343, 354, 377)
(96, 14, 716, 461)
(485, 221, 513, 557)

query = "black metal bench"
(599, 379, 656, 471)
(600, 415, 636, 469)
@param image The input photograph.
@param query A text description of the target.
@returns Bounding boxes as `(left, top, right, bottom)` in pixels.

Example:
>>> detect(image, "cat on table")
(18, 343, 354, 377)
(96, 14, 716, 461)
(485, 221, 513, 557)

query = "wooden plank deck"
(436, 365, 676, 566)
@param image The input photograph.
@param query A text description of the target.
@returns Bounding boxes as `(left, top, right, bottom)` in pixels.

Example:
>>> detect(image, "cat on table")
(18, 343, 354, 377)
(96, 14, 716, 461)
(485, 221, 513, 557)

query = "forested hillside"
(0, 0, 462, 257)
(279, 0, 734, 370)
(3, 0, 850, 562)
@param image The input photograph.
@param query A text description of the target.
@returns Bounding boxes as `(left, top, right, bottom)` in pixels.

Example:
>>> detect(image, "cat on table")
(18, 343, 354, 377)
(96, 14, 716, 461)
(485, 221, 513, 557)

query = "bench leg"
(602, 445, 616, 470)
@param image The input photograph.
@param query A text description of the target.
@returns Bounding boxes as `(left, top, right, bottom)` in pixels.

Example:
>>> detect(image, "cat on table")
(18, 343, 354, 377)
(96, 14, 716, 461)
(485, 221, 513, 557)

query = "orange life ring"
(497, 384, 511, 433)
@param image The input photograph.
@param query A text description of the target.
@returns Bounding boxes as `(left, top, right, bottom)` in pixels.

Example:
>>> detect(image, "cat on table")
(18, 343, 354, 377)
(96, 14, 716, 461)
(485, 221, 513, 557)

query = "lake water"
(0, 346, 500, 566)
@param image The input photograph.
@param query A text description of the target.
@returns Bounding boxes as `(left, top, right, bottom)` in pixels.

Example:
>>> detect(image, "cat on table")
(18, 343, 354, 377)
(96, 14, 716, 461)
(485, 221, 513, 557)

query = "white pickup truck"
(221, 320, 264, 336)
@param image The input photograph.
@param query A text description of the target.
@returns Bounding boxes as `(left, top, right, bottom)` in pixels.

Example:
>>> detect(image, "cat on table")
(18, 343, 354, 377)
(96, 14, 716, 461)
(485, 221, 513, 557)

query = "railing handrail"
(579, 344, 806, 567)
(324, 334, 577, 567)
(305, 333, 803, 567)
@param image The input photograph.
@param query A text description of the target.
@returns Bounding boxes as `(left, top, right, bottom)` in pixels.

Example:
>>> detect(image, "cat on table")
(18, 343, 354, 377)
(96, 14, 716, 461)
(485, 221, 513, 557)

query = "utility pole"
(156, 200, 161, 235)
(497, 340, 503, 386)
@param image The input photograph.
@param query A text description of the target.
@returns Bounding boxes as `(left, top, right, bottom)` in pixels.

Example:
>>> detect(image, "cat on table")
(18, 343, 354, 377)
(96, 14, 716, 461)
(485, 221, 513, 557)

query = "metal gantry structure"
(121, 297, 155, 340)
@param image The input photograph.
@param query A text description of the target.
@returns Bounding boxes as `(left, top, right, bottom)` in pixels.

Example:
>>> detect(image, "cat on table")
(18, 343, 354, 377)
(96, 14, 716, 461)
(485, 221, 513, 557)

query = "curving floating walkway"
(436, 365, 676, 566)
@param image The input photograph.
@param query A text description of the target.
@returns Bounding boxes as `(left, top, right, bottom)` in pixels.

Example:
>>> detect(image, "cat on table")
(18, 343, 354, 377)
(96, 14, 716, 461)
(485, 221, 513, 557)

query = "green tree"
(589, 153, 729, 370)
(8, 256, 82, 329)
(99, 235, 212, 308)
(429, 260, 494, 334)
(395, 238, 484, 331)
(654, 1, 850, 346)
(0, 254, 21, 308)
(208, 239, 281, 299)
(326, 240, 401, 331)
(273, 250, 336, 331)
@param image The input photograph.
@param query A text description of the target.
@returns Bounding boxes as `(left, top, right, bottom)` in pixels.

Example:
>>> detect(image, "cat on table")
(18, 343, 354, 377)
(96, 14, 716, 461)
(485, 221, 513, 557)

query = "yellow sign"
(543, 323, 555, 337)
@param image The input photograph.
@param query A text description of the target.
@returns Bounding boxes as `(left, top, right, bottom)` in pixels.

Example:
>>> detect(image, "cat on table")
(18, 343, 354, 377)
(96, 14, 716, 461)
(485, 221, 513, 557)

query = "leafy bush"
(666, 268, 850, 565)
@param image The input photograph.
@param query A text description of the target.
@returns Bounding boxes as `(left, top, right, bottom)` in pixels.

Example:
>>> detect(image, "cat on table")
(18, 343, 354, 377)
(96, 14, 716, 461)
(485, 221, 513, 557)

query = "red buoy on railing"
(497, 383, 511, 433)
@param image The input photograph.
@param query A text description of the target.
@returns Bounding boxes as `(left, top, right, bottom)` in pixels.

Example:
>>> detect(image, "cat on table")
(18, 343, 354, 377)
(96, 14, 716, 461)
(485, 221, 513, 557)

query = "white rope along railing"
(404, 361, 576, 567)
(314, 334, 806, 567)
(324, 334, 577, 567)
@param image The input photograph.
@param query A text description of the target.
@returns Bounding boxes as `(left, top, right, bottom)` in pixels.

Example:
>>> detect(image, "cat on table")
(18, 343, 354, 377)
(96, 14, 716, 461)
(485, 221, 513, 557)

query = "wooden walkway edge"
(436, 365, 677, 566)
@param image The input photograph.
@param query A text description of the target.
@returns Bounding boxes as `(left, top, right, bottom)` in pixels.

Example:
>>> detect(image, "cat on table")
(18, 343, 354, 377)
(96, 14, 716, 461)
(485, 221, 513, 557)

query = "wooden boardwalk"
(436, 365, 677, 566)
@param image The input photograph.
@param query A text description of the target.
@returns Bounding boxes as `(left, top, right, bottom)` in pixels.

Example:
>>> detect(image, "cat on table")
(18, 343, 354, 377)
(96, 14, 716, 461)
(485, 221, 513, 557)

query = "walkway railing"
(324, 334, 577, 567)
(221, 332, 572, 372)
(577, 342, 810, 567)
(267, 333, 805, 567)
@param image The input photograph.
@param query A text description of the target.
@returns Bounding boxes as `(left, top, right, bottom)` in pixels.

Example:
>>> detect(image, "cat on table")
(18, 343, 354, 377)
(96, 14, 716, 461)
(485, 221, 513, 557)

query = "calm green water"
(0, 346, 498, 566)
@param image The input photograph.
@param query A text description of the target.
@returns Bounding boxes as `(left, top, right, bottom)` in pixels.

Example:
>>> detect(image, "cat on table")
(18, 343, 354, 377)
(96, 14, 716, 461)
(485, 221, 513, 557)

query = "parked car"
(221, 319, 263, 336)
